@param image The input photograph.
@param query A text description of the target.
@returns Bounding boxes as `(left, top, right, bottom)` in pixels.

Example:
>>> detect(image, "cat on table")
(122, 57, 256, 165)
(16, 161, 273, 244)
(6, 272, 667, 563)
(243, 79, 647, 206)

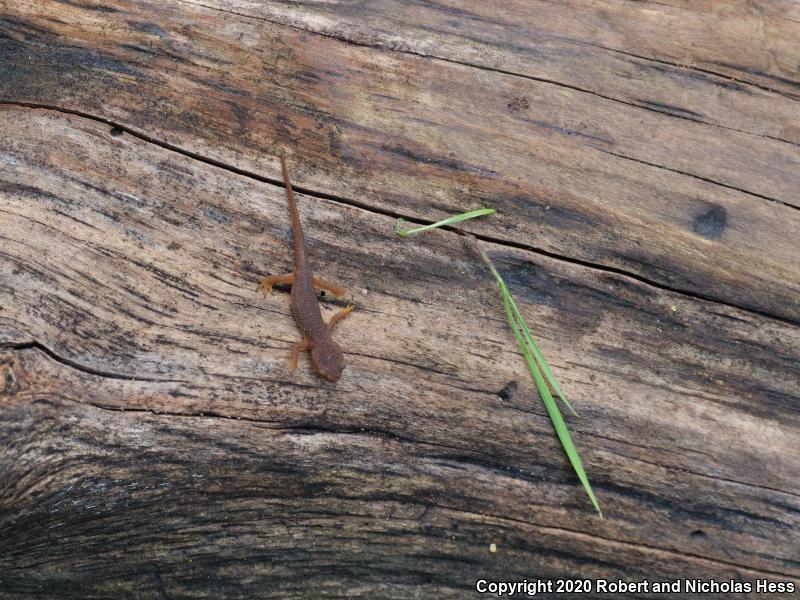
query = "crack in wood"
(594, 147, 800, 212)
(580, 40, 800, 102)
(1, 100, 796, 329)
(1, 340, 191, 383)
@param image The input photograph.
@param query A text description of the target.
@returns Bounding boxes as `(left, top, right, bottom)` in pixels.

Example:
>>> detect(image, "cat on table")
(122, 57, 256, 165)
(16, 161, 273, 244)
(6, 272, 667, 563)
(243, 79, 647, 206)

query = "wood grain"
(1, 0, 799, 323)
(2, 1, 800, 597)
(191, 0, 800, 138)
(1, 107, 799, 597)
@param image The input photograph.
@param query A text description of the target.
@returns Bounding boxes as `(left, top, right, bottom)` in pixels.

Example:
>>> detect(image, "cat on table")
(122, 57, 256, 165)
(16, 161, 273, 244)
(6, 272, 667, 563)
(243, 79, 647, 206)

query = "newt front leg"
(327, 305, 354, 332)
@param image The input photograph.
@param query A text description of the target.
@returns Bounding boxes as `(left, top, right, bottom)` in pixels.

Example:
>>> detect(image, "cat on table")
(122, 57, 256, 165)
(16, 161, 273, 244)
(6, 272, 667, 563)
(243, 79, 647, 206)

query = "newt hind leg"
(289, 337, 311, 374)
(259, 273, 345, 298)
(259, 273, 294, 294)
(312, 277, 346, 298)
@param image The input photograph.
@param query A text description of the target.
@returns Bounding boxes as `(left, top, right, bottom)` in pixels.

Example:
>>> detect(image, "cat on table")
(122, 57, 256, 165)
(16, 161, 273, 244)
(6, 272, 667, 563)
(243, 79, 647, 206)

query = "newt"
(259, 153, 353, 382)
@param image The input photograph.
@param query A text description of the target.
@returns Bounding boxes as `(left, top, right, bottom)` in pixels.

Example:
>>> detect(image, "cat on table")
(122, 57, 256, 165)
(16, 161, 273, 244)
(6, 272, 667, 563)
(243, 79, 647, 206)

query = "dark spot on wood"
(689, 529, 707, 539)
(109, 126, 124, 137)
(118, 43, 160, 57)
(226, 100, 249, 132)
(507, 97, 529, 112)
(274, 114, 294, 139)
(240, 259, 257, 274)
(1, 356, 21, 397)
(499, 257, 563, 309)
(640, 62, 750, 93)
(126, 21, 167, 39)
(54, 0, 118, 12)
(502, 194, 595, 231)
(693, 205, 727, 240)
(180, 111, 200, 128)
(527, 119, 613, 145)
(167, 241, 181, 251)
(295, 70, 321, 85)
(0, 15, 56, 39)
(0, 180, 72, 209)
(327, 124, 350, 160)
(201, 206, 231, 224)
(498, 380, 517, 401)
(634, 99, 703, 119)
(116, 192, 147, 209)
(271, 283, 291, 295)
(710, 60, 800, 90)
(378, 143, 494, 176)
(0, 31, 132, 100)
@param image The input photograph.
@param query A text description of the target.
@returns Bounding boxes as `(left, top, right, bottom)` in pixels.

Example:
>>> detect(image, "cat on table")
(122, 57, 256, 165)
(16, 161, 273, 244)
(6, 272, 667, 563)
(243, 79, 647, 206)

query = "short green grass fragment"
(395, 208, 496, 237)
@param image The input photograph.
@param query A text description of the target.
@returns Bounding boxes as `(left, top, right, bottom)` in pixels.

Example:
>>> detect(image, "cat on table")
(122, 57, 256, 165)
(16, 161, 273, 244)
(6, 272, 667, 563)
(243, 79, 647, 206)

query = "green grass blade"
(505, 290, 578, 416)
(395, 231, 600, 516)
(470, 237, 600, 517)
(395, 208, 496, 237)
(501, 294, 602, 517)
(479, 258, 576, 414)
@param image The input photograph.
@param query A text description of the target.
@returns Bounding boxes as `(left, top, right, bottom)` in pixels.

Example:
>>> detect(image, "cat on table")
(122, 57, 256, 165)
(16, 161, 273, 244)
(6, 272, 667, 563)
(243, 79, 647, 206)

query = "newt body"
(260, 155, 353, 382)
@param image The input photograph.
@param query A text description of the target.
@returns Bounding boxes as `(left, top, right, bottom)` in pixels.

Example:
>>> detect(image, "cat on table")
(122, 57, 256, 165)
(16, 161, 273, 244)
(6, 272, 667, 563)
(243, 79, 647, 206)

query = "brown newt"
(259, 153, 353, 382)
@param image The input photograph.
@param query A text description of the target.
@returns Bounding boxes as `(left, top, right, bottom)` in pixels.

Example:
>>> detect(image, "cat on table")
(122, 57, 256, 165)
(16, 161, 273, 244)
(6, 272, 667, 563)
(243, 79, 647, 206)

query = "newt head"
(310, 340, 345, 382)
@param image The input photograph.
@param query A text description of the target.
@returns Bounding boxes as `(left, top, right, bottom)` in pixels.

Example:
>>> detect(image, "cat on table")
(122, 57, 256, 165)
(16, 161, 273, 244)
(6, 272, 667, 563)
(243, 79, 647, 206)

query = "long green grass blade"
(504, 287, 577, 416)
(502, 294, 602, 517)
(395, 227, 600, 516)
(395, 208, 496, 237)
(480, 260, 576, 415)
(472, 238, 601, 517)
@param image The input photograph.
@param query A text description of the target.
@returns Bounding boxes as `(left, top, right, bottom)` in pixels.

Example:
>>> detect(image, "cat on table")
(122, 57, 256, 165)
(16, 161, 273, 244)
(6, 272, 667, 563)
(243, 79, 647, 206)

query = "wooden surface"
(1, 1, 799, 598)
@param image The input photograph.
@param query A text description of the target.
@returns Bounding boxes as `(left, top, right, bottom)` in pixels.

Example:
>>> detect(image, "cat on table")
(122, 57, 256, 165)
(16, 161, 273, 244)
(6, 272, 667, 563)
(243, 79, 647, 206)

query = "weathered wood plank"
(2, 389, 797, 599)
(2, 0, 799, 323)
(5, 390, 796, 599)
(2, 108, 799, 595)
(190, 0, 800, 140)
